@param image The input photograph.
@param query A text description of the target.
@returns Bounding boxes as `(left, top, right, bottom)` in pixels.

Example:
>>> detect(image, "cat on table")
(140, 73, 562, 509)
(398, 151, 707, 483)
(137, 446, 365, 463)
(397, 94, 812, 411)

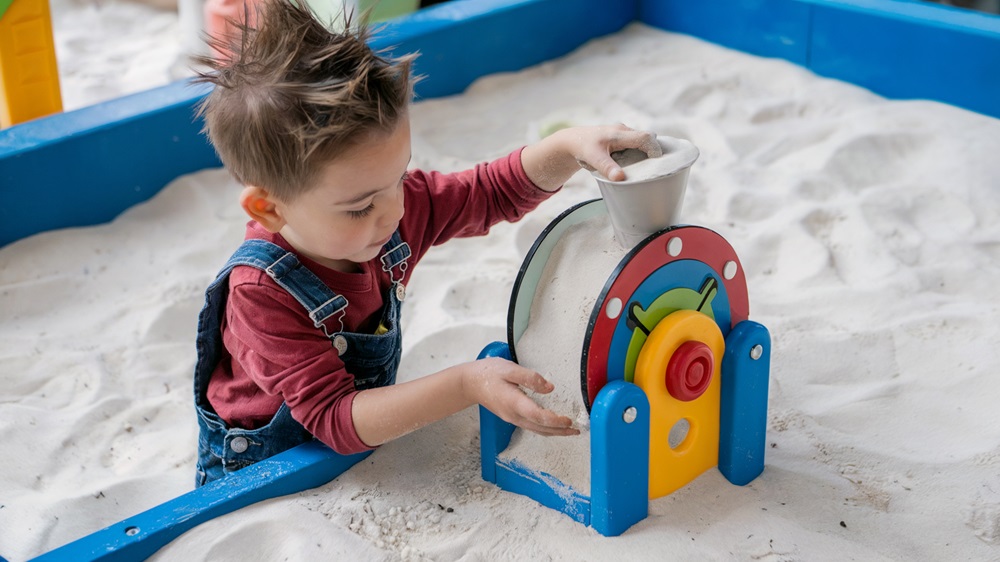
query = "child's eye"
(347, 203, 375, 219)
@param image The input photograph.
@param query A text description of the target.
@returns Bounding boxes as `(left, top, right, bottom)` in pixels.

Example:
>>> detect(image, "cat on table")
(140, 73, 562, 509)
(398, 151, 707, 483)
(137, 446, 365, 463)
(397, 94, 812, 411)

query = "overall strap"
(224, 234, 410, 338)
(226, 239, 348, 338)
(380, 231, 411, 286)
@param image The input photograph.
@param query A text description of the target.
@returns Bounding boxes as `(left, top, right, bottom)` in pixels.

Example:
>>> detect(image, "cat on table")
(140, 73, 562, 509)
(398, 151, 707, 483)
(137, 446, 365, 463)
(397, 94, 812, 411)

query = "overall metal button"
(395, 283, 406, 302)
(333, 334, 348, 355)
(230, 436, 249, 453)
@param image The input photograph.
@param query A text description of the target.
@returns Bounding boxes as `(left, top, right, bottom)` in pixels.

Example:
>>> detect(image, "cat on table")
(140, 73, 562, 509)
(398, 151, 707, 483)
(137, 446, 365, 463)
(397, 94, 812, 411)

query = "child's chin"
(353, 246, 382, 263)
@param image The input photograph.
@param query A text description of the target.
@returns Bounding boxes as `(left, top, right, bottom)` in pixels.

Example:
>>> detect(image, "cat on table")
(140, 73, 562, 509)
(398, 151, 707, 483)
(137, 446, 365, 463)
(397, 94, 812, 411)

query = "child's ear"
(240, 185, 285, 233)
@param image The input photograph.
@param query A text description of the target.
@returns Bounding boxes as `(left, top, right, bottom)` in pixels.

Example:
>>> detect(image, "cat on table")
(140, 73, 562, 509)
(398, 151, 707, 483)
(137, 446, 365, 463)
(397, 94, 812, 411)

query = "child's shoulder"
(225, 263, 312, 318)
(228, 263, 284, 294)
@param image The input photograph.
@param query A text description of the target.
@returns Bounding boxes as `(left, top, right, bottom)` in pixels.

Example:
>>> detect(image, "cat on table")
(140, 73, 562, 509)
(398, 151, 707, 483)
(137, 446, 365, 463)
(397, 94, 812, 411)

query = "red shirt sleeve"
(400, 147, 555, 261)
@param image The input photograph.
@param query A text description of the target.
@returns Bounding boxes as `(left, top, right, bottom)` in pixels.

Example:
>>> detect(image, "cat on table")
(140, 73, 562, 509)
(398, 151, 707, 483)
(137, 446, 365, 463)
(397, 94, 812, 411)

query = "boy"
(192, 0, 662, 485)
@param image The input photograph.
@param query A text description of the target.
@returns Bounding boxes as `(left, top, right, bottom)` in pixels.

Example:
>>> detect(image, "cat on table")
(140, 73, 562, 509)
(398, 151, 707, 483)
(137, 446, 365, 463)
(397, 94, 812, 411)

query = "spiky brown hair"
(195, 0, 417, 201)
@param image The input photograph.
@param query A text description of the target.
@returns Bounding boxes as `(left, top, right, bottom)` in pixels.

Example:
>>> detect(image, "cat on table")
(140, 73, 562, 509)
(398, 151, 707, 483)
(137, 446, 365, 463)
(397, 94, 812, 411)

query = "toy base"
(478, 321, 770, 535)
(478, 342, 650, 537)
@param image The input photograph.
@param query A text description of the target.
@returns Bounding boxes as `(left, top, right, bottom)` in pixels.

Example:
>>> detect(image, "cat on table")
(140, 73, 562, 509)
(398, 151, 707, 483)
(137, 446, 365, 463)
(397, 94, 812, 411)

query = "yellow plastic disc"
(634, 309, 725, 499)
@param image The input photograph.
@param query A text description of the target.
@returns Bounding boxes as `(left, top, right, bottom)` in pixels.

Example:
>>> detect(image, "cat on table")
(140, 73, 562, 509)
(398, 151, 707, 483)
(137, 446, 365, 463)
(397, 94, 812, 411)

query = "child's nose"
(381, 189, 405, 227)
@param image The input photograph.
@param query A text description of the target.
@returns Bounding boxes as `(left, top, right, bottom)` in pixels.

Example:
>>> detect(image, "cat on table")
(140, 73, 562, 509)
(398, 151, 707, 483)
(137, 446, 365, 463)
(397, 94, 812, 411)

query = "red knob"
(665, 341, 713, 401)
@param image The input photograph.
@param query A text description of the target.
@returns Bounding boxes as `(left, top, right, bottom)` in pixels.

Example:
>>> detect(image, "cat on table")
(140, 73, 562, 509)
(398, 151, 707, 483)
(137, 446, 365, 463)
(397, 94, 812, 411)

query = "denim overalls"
(193, 232, 411, 487)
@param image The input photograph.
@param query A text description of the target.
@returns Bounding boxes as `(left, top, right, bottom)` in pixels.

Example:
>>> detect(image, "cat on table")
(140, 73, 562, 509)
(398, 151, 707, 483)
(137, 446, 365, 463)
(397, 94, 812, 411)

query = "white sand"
(2, 11, 1000, 561)
(51, 0, 190, 112)
(500, 214, 626, 495)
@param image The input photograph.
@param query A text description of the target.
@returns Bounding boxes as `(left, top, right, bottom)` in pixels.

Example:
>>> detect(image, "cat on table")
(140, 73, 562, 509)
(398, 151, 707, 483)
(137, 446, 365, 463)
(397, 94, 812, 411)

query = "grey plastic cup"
(591, 135, 699, 249)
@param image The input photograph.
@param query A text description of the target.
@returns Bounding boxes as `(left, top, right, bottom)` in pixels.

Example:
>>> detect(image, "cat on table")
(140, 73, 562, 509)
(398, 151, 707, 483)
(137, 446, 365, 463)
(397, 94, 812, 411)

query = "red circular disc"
(665, 341, 713, 401)
(583, 225, 749, 409)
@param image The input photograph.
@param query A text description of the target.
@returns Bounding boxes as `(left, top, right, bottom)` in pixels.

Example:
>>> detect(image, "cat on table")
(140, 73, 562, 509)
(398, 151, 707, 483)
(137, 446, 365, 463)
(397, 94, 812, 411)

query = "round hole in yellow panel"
(668, 417, 691, 450)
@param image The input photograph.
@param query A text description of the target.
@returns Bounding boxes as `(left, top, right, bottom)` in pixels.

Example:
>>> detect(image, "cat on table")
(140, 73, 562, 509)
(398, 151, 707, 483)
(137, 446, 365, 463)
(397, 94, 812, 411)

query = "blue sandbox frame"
(2, 0, 999, 248)
(0, 0, 994, 558)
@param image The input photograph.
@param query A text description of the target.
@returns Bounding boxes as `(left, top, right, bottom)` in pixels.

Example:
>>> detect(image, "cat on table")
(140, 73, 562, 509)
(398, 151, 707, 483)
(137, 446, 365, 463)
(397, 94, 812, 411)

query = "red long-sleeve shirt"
(206, 149, 553, 454)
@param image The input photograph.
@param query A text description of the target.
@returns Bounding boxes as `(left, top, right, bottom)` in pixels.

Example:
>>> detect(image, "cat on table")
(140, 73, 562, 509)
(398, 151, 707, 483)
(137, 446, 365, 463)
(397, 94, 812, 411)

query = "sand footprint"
(621, 71, 739, 118)
(968, 503, 1000, 545)
(768, 222, 832, 286)
(909, 188, 978, 241)
(749, 100, 799, 124)
(822, 132, 928, 191)
(966, 468, 1000, 545)
(801, 207, 900, 286)
(136, 288, 204, 346)
(742, 126, 837, 167)
(727, 189, 783, 223)
(671, 76, 741, 117)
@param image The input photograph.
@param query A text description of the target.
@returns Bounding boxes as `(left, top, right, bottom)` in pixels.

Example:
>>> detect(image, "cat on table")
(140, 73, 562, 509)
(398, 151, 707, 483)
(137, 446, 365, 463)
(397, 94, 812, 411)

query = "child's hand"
(462, 357, 580, 437)
(521, 124, 662, 190)
(563, 124, 663, 182)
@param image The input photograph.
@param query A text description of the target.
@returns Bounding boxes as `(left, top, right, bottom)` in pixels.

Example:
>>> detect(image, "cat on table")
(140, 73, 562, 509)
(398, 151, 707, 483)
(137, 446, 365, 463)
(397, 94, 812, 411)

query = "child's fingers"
(514, 411, 580, 436)
(632, 131, 663, 158)
(582, 151, 626, 181)
(523, 422, 580, 437)
(581, 129, 662, 181)
(511, 396, 576, 433)
(512, 368, 555, 394)
(576, 157, 625, 182)
(610, 129, 662, 159)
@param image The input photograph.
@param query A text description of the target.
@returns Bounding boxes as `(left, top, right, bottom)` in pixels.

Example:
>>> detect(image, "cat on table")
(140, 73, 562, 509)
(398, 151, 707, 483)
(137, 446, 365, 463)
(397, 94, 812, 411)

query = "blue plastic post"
(590, 380, 650, 537)
(31, 442, 372, 562)
(476, 342, 516, 484)
(718, 320, 771, 486)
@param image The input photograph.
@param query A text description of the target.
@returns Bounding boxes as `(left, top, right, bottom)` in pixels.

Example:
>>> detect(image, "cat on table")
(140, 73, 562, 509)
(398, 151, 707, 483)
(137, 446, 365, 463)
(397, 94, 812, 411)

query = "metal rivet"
(230, 436, 249, 453)
(395, 283, 406, 302)
(333, 335, 348, 355)
(723, 260, 738, 280)
(606, 297, 623, 319)
(750, 344, 763, 360)
(125, 526, 140, 536)
(623, 406, 637, 424)
(667, 237, 683, 257)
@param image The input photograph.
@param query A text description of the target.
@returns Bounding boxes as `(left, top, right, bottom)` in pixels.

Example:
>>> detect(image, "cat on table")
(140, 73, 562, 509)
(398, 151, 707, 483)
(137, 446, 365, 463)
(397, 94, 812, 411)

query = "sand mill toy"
(477, 135, 771, 536)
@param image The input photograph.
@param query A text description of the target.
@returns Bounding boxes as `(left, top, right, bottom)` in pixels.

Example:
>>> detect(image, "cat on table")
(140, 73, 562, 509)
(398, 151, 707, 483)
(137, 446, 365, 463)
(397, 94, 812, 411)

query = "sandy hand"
(463, 357, 580, 437)
(573, 124, 662, 182)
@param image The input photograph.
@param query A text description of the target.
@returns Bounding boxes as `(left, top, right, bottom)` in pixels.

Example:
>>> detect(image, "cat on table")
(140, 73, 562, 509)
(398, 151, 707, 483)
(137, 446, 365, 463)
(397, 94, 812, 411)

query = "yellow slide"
(0, 0, 62, 128)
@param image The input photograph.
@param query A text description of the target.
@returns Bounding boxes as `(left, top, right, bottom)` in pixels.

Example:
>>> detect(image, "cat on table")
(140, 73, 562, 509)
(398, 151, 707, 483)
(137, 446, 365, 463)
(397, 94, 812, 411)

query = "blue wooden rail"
(3, 0, 998, 248)
(30, 442, 371, 562)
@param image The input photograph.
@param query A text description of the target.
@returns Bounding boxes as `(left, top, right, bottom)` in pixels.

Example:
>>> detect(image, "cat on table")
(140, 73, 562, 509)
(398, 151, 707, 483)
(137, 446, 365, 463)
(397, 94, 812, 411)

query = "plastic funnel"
(591, 135, 699, 249)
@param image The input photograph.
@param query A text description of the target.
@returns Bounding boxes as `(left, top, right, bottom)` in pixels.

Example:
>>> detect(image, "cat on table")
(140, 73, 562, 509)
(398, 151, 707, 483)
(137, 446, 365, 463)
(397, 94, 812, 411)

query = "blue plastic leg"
(477, 342, 516, 484)
(719, 320, 771, 486)
(30, 442, 371, 562)
(590, 380, 650, 537)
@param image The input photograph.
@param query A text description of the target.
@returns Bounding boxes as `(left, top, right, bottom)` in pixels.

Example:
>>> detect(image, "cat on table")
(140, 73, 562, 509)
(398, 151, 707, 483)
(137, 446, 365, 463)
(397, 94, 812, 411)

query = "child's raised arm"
(520, 124, 663, 190)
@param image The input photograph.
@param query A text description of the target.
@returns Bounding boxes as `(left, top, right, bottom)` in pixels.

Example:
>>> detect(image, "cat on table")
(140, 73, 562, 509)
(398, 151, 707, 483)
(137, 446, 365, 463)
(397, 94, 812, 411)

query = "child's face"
(276, 118, 411, 272)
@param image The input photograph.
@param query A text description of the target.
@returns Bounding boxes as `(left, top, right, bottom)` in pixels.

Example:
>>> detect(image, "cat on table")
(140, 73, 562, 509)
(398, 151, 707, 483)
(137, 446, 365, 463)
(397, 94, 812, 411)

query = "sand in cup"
(592, 135, 699, 249)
